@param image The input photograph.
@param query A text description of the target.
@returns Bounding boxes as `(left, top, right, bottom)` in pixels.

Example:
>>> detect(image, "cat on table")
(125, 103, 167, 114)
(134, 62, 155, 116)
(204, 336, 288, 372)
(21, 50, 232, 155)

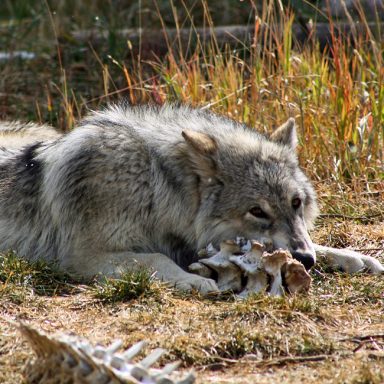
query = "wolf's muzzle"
(291, 252, 315, 270)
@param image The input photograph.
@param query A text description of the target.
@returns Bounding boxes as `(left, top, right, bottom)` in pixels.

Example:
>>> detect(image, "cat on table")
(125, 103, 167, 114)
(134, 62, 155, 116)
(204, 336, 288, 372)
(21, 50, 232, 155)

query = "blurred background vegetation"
(0, 0, 383, 189)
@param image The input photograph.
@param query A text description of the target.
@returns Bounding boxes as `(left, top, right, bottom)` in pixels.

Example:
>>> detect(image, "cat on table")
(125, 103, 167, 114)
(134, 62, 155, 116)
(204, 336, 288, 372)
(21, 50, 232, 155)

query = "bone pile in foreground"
(189, 239, 312, 297)
(19, 323, 195, 384)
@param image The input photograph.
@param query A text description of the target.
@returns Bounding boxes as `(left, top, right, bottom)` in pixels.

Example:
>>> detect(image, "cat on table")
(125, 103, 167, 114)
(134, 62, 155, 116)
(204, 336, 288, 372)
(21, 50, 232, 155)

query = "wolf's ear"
(182, 130, 218, 178)
(182, 130, 217, 154)
(270, 118, 298, 149)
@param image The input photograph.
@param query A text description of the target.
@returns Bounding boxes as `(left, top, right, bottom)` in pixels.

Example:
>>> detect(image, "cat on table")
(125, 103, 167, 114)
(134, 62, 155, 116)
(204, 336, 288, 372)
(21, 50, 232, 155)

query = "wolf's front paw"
(345, 252, 384, 274)
(175, 275, 220, 295)
(314, 244, 384, 274)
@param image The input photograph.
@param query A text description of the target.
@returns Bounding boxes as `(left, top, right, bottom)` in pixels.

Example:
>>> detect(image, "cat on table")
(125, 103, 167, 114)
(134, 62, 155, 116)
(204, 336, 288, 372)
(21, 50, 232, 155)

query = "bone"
(188, 262, 213, 279)
(262, 249, 292, 297)
(282, 259, 312, 294)
(197, 243, 218, 258)
(230, 241, 268, 297)
(190, 242, 222, 278)
(235, 237, 252, 252)
(199, 240, 242, 292)
(260, 237, 274, 252)
(18, 322, 195, 384)
(191, 238, 312, 298)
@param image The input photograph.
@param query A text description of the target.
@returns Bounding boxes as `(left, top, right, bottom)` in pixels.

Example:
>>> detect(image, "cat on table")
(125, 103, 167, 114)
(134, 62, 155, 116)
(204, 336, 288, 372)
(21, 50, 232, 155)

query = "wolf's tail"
(0, 121, 62, 150)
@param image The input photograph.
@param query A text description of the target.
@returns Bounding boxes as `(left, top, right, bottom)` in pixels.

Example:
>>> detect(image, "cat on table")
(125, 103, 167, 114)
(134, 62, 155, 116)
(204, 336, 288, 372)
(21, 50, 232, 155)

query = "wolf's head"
(182, 118, 319, 270)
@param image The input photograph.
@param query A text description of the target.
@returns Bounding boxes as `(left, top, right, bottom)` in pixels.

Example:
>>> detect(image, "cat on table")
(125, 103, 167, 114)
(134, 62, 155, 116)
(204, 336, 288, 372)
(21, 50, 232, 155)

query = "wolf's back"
(0, 121, 62, 150)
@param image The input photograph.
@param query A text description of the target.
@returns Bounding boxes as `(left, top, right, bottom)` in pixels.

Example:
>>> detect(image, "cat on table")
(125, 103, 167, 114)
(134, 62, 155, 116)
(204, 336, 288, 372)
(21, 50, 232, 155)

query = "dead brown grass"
(1, 194, 383, 383)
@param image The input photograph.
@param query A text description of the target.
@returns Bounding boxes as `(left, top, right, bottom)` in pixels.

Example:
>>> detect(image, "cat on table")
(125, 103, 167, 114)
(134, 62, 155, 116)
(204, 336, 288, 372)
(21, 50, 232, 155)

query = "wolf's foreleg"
(89, 251, 219, 295)
(313, 244, 384, 274)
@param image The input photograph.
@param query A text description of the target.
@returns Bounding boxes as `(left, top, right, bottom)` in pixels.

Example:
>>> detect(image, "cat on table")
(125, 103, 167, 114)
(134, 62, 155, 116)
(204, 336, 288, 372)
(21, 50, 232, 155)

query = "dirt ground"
(0, 211, 383, 383)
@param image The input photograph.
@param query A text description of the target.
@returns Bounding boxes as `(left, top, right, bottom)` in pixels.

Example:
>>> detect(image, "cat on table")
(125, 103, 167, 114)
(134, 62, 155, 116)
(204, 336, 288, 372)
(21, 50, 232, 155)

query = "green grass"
(0, 251, 166, 303)
(93, 268, 163, 303)
(0, 251, 72, 300)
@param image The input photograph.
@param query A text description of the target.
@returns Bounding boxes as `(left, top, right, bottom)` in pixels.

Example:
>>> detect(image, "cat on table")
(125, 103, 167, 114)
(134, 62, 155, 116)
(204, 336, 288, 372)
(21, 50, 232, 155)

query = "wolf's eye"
(249, 206, 269, 219)
(292, 197, 302, 210)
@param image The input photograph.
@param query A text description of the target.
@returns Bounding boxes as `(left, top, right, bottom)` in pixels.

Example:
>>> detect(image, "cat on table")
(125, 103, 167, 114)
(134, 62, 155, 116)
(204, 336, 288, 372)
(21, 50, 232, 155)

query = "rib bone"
(19, 323, 195, 384)
(230, 241, 268, 297)
(262, 249, 292, 297)
(282, 259, 312, 294)
(199, 240, 242, 292)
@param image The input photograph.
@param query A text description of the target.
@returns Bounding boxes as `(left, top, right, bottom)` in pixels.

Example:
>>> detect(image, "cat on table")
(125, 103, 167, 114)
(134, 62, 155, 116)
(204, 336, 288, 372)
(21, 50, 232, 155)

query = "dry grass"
(1, 198, 384, 383)
(1, 219, 383, 384)
(0, 1, 383, 383)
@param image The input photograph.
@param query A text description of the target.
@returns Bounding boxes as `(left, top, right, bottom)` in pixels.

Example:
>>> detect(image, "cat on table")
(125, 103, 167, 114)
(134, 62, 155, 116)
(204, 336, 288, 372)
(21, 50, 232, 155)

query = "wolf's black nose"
(291, 252, 315, 270)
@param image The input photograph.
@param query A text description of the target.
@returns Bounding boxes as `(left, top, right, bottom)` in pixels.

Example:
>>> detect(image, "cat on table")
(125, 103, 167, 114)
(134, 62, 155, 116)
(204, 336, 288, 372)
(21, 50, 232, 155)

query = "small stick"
(254, 352, 352, 367)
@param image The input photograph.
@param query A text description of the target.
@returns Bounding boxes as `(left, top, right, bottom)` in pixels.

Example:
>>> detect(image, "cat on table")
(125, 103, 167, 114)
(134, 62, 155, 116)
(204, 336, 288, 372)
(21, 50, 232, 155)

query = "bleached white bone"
(235, 237, 252, 252)
(18, 322, 195, 384)
(190, 238, 313, 297)
(262, 249, 292, 297)
(197, 243, 218, 258)
(230, 240, 268, 297)
(199, 240, 242, 292)
(282, 259, 312, 294)
(122, 340, 148, 360)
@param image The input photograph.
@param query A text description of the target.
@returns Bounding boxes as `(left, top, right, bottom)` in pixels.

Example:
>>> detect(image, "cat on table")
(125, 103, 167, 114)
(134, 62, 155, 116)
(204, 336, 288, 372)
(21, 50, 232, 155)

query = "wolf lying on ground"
(0, 104, 382, 294)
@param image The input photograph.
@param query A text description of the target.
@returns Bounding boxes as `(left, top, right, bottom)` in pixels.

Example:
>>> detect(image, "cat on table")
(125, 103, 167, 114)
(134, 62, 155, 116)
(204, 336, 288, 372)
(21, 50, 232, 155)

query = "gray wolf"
(0, 104, 382, 294)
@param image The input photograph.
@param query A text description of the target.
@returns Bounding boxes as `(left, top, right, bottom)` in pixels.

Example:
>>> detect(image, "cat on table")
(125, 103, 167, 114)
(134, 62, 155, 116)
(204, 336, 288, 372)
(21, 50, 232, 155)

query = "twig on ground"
(318, 213, 383, 221)
(253, 352, 352, 367)
(198, 352, 353, 369)
(338, 335, 384, 342)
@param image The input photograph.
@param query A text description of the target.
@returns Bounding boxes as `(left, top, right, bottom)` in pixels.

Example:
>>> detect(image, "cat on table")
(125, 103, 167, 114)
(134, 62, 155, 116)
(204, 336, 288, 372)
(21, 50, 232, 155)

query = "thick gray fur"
(0, 104, 382, 294)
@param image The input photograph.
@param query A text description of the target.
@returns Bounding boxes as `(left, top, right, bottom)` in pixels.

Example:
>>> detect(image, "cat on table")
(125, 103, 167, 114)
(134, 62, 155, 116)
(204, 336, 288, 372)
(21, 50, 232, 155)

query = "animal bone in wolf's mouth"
(189, 239, 312, 297)
(229, 240, 268, 297)
(262, 249, 291, 296)
(198, 240, 243, 292)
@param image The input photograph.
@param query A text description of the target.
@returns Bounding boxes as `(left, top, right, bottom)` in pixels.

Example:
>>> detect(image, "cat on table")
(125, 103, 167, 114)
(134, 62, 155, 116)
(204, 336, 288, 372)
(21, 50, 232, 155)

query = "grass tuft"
(349, 363, 384, 384)
(93, 269, 162, 303)
(0, 251, 72, 300)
